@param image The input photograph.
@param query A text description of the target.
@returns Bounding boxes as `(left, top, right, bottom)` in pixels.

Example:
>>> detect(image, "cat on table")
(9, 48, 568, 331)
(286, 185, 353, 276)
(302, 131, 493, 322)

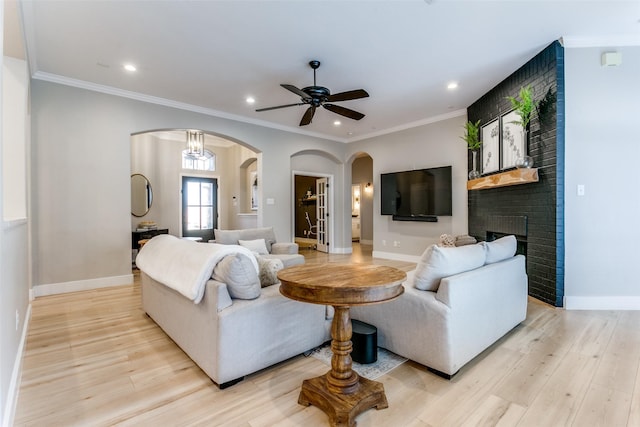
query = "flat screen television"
(380, 166, 452, 220)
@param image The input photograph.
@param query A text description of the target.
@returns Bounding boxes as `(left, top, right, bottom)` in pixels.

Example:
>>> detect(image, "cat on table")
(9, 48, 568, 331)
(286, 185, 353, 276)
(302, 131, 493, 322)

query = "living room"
(2, 1, 640, 425)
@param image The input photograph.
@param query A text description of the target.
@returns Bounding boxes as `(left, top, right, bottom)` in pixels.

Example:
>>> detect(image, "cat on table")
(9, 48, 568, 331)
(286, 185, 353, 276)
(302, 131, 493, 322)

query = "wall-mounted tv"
(381, 166, 452, 221)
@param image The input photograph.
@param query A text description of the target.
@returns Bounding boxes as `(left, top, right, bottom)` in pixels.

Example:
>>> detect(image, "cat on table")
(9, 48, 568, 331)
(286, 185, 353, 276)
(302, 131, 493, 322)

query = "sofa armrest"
(435, 255, 527, 309)
(208, 279, 234, 312)
(271, 242, 299, 255)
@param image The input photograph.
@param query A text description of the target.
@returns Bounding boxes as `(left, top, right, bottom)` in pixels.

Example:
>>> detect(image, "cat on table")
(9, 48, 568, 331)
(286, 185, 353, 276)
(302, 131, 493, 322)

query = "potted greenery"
(461, 119, 482, 179)
(506, 85, 537, 129)
(506, 85, 538, 168)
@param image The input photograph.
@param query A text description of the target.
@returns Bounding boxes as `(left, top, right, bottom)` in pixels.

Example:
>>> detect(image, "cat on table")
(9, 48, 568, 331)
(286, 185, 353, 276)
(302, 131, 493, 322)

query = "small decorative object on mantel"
(461, 120, 482, 180)
(506, 85, 538, 169)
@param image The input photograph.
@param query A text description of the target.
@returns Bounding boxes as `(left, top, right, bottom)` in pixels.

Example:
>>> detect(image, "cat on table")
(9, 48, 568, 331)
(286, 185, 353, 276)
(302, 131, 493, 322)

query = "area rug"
(309, 344, 407, 380)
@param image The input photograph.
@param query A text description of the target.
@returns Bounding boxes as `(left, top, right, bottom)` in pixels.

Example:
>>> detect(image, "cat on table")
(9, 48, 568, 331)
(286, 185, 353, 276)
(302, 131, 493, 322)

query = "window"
(182, 149, 216, 171)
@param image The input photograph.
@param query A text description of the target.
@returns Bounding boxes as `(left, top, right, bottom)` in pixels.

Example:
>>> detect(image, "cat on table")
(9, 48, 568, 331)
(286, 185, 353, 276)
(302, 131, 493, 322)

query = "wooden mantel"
(467, 168, 539, 190)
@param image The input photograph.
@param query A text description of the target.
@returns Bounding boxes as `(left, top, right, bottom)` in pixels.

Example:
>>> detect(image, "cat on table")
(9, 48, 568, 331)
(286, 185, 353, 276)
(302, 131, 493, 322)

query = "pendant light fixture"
(186, 130, 205, 159)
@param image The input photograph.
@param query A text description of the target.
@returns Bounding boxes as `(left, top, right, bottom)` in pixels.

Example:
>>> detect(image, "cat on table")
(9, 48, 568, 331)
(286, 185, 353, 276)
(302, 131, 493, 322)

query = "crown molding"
(561, 35, 640, 48)
(31, 71, 347, 143)
(346, 109, 467, 143)
(32, 71, 468, 145)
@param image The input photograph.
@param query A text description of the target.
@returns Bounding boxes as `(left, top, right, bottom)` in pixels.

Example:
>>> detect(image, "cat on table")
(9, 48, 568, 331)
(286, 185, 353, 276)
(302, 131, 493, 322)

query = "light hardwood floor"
(15, 244, 640, 426)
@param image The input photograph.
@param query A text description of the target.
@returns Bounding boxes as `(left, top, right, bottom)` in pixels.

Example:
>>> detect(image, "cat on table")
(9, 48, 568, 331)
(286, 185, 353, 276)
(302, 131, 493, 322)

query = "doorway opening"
(293, 173, 331, 253)
(351, 153, 374, 250)
(182, 176, 218, 242)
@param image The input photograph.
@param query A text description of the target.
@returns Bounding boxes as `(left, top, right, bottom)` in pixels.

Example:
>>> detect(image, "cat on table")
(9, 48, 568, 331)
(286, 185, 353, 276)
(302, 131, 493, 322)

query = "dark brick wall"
(467, 41, 564, 306)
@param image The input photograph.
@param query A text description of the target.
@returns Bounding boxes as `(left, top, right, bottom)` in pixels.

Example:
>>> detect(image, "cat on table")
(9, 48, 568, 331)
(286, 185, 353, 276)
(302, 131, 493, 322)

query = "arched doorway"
(351, 153, 374, 248)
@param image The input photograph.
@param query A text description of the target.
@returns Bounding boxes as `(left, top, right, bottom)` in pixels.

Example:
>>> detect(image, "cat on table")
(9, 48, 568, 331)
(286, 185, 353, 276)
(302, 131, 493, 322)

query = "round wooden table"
(278, 263, 406, 427)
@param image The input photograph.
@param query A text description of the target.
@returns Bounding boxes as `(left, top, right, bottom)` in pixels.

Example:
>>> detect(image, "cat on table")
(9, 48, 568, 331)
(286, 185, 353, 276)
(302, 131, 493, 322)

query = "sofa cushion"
(262, 253, 305, 268)
(212, 253, 261, 299)
(413, 244, 486, 291)
(482, 235, 517, 264)
(257, 256, 284, 287)
(215, 227, 277, 252)
(238, 238, 269, 255)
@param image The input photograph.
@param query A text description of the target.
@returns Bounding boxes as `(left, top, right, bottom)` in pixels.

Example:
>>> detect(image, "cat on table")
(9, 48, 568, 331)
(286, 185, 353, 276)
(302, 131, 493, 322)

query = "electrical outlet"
(393, 241, 400, 247)
(382, 240, 386, 246)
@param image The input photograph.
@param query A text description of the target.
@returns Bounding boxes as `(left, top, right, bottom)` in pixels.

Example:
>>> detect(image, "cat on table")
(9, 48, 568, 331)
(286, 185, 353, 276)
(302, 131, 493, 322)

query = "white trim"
(372, 250, 421, 264)
(32, 71, 345, 142)
(332, 246, 353, 255)
(2, 218, 27, 230)
(2, 304, 31, 427)
(32, 72, 469, 144)
(564, 296, 640, 311)
(561, 35, 640, 48)
(347, 109, 467, 142)
(33, 274, 133, 297)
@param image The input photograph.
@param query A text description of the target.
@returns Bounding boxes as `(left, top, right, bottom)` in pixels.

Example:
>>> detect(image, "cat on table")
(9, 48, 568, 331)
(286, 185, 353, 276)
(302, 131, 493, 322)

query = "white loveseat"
(138, 235, 330, 388)
(351, 236, 528, 377)
(214, 227, 305, 267)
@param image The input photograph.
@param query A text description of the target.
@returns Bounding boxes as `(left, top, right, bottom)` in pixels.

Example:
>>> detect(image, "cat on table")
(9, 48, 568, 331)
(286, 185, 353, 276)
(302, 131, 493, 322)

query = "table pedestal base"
(298, 372, 388, 427)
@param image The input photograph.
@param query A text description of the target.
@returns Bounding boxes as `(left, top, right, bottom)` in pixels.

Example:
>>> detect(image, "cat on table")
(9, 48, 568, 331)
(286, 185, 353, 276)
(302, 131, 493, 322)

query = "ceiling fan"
(256, 60, 369, 126)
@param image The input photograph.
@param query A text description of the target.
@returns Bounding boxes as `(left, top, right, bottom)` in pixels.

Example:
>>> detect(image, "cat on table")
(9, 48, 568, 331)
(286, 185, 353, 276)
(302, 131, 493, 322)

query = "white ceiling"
(17, 0, 640, 142)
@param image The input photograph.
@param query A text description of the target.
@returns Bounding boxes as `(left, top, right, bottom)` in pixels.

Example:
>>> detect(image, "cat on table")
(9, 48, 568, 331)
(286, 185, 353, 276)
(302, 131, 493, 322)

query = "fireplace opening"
(486, 230, 527, 258)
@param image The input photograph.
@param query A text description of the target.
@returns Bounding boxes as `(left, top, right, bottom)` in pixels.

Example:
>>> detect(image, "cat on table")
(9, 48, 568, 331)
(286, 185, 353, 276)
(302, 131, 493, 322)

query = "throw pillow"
(414, 243, 486, 291)
(238, 238, 269, 255)
(257, 256, 284, 287)
(212, 253, 261, 299)
(482, 235, 517, 264)
(438, 233, 456, 247)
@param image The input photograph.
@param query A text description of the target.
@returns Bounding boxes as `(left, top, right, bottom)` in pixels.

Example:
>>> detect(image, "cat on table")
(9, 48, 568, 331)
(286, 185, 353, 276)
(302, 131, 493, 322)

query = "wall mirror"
(131, 173, 153, 217)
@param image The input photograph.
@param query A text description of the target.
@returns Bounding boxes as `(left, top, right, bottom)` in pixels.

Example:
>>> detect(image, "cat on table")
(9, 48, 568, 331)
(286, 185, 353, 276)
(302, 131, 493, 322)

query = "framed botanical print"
(501, 110, 525, 169)
(481, 119, 500, 174)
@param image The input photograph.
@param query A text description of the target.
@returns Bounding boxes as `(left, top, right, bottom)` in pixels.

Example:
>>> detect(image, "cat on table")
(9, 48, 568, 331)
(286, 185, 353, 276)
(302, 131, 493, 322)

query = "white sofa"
(351, 237, 528, 377)
(214, 227, 305, 267)
(138, 234, 330, 388)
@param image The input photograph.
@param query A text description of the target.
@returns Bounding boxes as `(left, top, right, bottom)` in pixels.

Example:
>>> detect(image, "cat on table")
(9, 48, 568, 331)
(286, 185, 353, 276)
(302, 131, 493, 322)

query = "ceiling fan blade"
(281, 84, 312, 99)
(300, 106, 316, 126)
(323, 104, 365, 121)
(256, 102, 304, 112)
(326, 89, 369, 102)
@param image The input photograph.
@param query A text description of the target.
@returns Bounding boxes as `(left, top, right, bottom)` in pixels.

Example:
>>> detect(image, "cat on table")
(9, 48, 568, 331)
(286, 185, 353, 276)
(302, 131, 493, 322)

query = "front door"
(182, 176, 217, 242)
(316, 177, 329, 253)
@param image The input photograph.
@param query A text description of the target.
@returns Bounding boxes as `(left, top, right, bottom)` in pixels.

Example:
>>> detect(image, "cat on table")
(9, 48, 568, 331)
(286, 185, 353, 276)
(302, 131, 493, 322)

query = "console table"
(131, 228, 168, 250)
(278, 263, 406, 427)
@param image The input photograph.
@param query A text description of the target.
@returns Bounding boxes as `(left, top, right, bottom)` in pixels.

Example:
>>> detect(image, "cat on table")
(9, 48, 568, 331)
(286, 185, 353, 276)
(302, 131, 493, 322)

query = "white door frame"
(292, 170, 335, 253)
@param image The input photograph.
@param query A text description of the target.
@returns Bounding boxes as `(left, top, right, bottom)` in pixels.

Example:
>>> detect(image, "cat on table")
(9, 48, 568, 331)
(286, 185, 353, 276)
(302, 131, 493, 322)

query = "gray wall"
(346, 114, 469, 260)
(31, 80, 347, 290)
(564, 46, 640, 308)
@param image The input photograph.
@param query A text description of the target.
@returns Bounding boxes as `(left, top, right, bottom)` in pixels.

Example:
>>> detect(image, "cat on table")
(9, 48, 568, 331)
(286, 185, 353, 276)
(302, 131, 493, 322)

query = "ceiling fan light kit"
(256, 60, 369, 126)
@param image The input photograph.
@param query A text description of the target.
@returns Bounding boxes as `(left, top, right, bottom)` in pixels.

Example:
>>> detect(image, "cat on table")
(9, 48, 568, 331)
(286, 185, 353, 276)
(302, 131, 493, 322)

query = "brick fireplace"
(467, 41, 565, 307)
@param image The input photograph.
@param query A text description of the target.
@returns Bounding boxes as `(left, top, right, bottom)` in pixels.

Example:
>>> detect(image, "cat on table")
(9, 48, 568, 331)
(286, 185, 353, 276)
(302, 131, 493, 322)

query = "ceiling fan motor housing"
(302, 86, 330, 105)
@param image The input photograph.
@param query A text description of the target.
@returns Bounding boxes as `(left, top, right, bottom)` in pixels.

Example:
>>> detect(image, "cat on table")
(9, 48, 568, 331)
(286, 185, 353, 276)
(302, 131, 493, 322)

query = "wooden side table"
(278, 263, 406, 427)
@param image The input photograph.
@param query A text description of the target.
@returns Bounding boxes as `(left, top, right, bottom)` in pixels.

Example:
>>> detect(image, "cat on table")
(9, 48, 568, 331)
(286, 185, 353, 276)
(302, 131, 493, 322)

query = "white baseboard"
(372, 250, 421, 264)
(2, 304, 31, 427)
(331, 246, 353, 254)
(33, 274, 134, 297)
(564, 296, 640, 310)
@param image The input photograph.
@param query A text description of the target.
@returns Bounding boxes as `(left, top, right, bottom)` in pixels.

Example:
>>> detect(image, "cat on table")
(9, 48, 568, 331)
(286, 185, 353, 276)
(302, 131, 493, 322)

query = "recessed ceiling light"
(447, 82, 458, 90)
(124, 64, 137, 72)
(333, 120, 341, 126)
(246, 96, 255, 104)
